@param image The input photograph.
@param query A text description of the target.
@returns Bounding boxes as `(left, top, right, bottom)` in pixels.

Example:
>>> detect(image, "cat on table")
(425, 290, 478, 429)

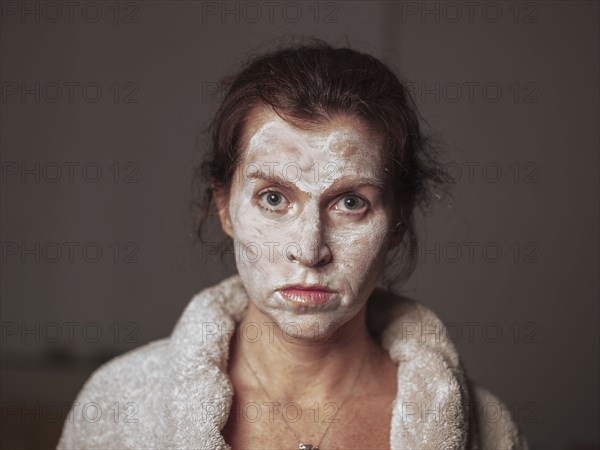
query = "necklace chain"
(240, 350, 368, 450)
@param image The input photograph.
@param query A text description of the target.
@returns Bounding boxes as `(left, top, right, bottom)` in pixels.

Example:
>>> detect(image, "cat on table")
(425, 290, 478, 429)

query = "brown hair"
(193, 38, 449, 287)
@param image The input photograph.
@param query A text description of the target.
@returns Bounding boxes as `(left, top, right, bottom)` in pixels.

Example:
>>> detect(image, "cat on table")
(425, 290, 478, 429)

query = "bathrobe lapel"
(159, 275, 473, 449)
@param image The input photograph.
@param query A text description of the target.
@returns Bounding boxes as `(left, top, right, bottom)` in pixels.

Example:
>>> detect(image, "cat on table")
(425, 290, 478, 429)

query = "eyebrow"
(245, 171, 386, 193)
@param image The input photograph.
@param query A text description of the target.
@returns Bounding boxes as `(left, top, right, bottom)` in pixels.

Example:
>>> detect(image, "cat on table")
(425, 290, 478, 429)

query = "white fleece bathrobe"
(57, 275, 528, 449)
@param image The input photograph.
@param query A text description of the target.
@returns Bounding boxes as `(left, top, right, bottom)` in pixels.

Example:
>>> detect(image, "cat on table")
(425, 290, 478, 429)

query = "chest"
(222, 391, 394, 449)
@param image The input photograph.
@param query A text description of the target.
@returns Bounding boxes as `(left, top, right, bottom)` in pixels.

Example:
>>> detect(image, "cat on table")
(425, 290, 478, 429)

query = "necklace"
(240, 351, 368, 450)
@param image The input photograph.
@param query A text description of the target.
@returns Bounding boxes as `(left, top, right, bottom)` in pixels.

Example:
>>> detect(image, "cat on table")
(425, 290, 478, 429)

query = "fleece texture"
(57, 275, 528, 449)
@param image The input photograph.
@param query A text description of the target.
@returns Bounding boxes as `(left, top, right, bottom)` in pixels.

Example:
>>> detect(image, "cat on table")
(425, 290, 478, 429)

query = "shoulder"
(58, 276, 246, 449)
(470, 383, 529, 449)
(57, 338, 169, 449)
(367, 288, 528, 449)
(83, 337, 169, 391)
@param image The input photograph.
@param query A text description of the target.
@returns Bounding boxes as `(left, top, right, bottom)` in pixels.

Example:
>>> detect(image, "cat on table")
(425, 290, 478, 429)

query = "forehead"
(239, 108, 384, 173)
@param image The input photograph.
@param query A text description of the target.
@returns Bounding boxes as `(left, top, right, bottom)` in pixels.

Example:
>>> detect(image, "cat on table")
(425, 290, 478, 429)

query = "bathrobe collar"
(158, 275, 473, 449)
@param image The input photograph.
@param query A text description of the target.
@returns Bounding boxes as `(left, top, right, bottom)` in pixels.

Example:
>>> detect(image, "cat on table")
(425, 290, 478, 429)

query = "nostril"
(287, 210, 331, 266)
(284, 238, 332, 266)
(301, 239, 332, 267)
(284, 242, 301, 263)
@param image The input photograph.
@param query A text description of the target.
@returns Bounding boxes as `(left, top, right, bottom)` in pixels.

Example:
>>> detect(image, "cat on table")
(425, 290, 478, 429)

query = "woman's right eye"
(257, 190, 290, 212)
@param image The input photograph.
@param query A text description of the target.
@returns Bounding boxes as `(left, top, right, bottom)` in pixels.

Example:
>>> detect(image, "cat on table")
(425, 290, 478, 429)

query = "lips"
(277, 285, 336, 306)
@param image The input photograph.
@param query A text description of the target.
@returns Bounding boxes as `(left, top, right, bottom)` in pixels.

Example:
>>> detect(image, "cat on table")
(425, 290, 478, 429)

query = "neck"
(229, 301, 386, 404)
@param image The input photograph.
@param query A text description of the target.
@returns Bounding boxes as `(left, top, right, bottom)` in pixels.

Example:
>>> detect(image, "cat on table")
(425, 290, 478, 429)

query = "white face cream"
(217, 108, 396, 341)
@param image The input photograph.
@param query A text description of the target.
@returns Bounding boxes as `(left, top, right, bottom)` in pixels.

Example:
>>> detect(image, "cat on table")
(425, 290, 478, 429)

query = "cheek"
(328, 216, 392, 285)
(228, 182, 265, 241)
(227, 190, 296, 284)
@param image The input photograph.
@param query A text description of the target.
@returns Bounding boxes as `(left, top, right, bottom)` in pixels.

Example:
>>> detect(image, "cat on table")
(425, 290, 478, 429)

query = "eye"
(257, 189, 290, 212)
(333, 194, 368, 214)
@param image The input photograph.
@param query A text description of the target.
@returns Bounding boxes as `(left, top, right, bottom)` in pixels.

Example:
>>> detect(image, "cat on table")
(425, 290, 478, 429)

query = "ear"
(388, 219, 404, 249)
(212, 181, 233, 239)
(389, 228, 403, 249)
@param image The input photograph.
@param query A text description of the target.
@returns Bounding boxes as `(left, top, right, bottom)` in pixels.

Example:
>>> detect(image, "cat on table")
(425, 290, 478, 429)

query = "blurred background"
(1, 1, 598, 448)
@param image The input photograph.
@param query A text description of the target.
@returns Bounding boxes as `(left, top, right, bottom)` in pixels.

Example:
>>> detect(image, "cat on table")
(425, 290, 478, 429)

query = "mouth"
(277, 284, 336, 306)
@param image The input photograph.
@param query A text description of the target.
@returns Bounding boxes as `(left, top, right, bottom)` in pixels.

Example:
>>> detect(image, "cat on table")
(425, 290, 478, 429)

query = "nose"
(285, 205, 332, 267)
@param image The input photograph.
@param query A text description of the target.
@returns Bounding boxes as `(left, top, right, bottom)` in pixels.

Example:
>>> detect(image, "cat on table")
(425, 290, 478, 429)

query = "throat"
(228, 303, 386, 402)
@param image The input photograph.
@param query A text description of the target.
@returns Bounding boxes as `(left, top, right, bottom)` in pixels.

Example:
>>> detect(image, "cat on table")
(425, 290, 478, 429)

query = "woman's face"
(216, 108, 397, 340)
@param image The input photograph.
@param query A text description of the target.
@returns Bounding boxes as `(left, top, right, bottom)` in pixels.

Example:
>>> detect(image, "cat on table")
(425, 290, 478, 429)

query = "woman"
(58, 40, 528, 449)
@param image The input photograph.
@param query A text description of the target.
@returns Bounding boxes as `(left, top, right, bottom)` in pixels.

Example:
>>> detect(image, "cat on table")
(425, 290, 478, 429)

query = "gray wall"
(1, 1, 598, 448)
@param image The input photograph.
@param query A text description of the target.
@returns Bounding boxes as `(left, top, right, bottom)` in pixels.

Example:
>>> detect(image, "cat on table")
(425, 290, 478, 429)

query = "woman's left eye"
(333, 194, 367, 213)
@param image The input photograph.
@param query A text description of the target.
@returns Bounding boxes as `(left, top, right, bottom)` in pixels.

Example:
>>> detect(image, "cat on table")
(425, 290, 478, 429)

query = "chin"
(259, 304, 361, 343)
